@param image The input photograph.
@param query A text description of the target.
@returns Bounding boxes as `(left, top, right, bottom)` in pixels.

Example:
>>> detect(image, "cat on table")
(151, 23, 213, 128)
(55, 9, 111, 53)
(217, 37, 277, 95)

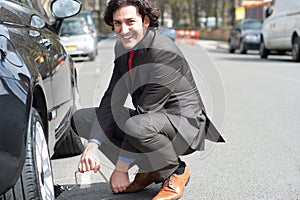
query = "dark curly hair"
(104, 0, 160, 30)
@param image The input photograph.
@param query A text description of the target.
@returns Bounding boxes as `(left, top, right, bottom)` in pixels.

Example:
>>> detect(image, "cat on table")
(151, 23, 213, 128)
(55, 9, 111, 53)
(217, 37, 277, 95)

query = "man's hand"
(78, 142, 100, 173)
(109, 159, 131, 193)
(110, 169, 130, 193)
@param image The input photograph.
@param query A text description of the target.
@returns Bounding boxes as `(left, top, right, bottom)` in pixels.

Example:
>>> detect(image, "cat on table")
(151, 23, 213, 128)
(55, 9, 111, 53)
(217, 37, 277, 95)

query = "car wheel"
(88, 50, 96, 61)
(292, 36, 300, 62)
(52, 128, 85, 159)
(228, 40, 235, 53)
(239, 40, 247, 54)
(23, 108, 54, 199)
(259, 39, 269, 59)
(1, 108, 55, 200)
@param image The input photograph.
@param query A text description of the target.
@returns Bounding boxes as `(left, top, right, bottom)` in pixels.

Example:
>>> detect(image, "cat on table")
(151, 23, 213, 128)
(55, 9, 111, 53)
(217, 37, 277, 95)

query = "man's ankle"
(174, 161, 186, 175)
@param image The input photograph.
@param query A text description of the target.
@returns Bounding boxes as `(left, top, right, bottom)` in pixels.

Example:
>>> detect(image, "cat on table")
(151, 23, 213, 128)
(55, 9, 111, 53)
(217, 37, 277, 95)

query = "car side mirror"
(49, 0, 82, 35)
(51, 0, 82, 19)
(235, 27, 241, 32)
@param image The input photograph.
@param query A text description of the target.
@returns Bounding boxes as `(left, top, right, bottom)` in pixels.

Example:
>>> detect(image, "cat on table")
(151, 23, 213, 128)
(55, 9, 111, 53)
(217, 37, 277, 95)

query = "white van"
(259, 0, 300, 62)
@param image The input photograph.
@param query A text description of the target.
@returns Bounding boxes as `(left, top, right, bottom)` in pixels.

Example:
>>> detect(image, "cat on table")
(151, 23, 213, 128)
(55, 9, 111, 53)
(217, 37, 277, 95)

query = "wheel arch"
(32, 85, 49, 143)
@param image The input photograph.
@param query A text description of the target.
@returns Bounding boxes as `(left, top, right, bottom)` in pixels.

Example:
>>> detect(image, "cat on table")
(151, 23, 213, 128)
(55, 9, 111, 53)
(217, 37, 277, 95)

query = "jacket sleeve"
(89, 65, 128, 141)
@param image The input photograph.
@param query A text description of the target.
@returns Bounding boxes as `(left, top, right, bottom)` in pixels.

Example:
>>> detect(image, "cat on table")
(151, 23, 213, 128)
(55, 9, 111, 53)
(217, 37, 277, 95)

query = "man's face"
(113, 5, 150, 50)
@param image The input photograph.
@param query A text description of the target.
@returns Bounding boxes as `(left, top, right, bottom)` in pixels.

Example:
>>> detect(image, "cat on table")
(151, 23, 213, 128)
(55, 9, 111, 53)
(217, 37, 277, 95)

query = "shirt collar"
(132, 41, 141, 51)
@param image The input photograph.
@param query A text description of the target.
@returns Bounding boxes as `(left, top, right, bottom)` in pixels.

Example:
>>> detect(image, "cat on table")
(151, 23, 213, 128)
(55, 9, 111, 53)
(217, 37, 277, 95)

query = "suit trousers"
(71, 107, 194, 181)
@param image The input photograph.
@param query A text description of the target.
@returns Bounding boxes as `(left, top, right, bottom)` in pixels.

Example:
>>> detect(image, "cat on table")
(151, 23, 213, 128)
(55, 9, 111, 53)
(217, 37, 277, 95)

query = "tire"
(88, 50, 96, 61)
(1, 108, 55, 200)
(228, 40, 235, 53)
(239, 40, 247, 54)
(52, 129, 84, 159)
(259, 39, 269, 59)
(292, 36, 300, 62)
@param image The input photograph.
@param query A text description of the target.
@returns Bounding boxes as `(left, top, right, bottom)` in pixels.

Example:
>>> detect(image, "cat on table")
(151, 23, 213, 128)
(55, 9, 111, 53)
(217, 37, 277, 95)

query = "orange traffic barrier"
(176, 30, 200, 39)
(175, 29, 200, 45)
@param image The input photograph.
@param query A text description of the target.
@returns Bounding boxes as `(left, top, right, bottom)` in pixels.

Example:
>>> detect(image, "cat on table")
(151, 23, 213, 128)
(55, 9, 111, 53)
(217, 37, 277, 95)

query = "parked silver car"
(60, 17, 98, 61)
(228, 19, 262, 54)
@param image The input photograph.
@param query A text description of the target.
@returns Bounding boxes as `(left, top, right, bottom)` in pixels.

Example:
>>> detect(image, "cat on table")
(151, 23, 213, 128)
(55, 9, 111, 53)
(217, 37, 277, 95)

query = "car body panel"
(0, 75, 29, 194)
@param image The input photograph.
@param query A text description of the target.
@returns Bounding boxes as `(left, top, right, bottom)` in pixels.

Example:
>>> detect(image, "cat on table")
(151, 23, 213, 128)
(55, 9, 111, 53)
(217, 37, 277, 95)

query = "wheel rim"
(35, 122, 54, 200)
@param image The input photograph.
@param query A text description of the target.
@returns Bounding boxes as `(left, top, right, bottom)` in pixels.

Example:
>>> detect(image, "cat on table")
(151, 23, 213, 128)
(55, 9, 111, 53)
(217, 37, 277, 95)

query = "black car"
(228, 19, 262, 54)
(0, 0, 84, 199)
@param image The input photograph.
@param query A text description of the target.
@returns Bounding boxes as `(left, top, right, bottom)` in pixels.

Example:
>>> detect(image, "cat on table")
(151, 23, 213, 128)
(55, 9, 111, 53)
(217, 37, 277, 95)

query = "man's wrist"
(116, 159, 131, 172)
(118, 156, 134, 163)
(88, 138, 102, 146)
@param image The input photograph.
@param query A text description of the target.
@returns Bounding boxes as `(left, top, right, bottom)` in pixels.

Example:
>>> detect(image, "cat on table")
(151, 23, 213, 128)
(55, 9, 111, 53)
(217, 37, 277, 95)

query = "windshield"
(61, 20, 86, 36)
(243, 21, 262, 30)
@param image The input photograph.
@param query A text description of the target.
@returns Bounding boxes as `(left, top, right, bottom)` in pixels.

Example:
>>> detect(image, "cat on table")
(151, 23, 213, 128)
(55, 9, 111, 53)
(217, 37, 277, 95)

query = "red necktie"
(128, 50, 136, 78)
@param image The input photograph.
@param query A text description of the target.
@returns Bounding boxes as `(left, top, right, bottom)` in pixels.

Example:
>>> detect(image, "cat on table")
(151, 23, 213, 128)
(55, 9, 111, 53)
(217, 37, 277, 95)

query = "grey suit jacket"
(91, 28, 224, 151)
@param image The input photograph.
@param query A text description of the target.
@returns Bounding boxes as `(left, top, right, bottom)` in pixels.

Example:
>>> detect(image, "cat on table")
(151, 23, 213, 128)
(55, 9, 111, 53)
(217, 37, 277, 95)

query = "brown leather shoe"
(122, 171, 159, 193)
(152, 165, 190, 200)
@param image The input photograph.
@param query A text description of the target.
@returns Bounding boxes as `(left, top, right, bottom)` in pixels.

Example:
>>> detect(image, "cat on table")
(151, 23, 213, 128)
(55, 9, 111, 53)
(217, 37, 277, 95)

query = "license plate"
(65, 46, 77, 51)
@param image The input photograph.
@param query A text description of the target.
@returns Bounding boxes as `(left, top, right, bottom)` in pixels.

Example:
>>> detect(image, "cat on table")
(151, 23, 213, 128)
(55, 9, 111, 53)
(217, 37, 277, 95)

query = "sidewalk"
(175, 38, 229, 51)
(196, 40, 229, 50)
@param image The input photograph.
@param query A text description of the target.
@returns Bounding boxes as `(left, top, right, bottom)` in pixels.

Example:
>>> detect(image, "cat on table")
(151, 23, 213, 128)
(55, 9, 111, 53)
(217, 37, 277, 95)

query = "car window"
(77, 13, 94, 26)
(61, 20, 86, 36)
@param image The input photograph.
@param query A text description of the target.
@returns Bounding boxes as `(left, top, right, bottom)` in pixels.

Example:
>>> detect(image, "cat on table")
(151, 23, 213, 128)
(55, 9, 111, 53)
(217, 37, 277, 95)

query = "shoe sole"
(185, 176, 190, 186)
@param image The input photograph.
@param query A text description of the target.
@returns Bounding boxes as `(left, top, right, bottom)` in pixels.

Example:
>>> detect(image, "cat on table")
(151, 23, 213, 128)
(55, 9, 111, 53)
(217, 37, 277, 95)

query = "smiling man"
(72, 0, 224, 199)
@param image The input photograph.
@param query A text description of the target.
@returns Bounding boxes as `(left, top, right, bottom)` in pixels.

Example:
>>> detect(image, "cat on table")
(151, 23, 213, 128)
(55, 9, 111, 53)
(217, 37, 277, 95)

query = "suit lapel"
(131, 28, 156, 82)
(114, 28, 157, 89)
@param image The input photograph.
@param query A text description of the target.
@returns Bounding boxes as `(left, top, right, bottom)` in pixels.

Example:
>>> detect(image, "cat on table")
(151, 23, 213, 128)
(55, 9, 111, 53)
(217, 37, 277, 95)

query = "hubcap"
(35, 122, 54, 200)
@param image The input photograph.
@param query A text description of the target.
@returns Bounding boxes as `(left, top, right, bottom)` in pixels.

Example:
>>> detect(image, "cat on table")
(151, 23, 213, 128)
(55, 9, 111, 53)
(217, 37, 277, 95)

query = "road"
(53, 38, 300, 200)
